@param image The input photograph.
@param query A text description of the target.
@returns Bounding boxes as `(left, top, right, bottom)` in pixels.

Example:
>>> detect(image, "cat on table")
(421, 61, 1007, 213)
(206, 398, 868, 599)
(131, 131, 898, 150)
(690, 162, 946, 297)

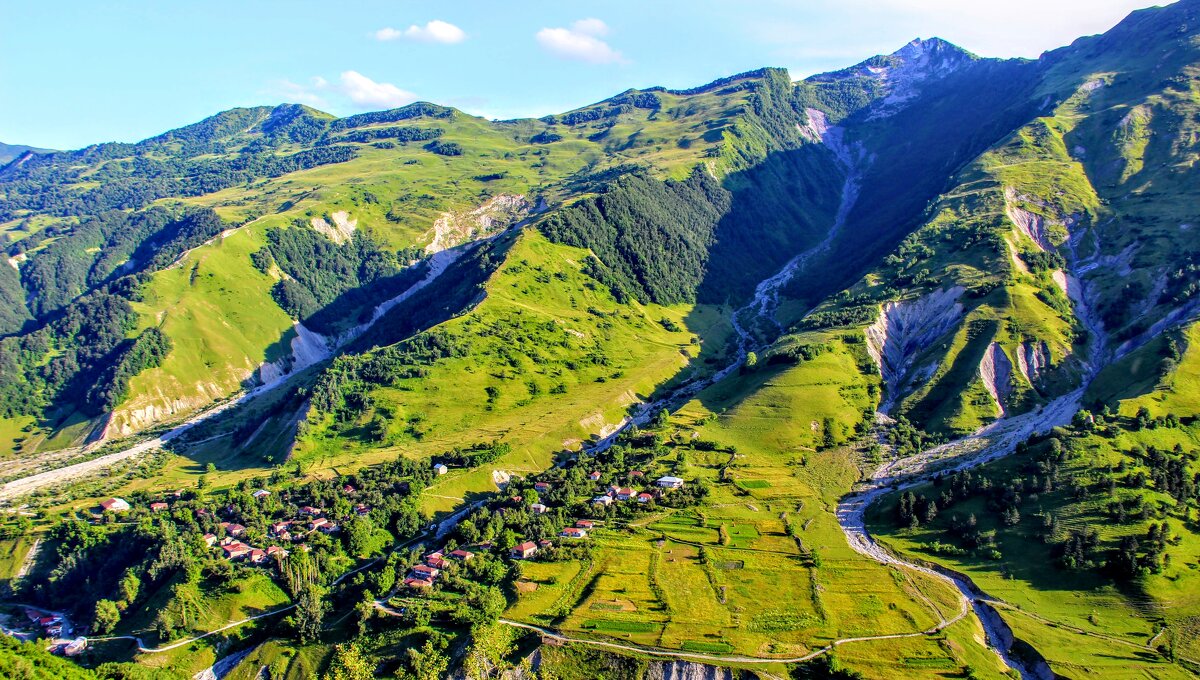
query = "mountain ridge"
(1, 4, 1199, 677)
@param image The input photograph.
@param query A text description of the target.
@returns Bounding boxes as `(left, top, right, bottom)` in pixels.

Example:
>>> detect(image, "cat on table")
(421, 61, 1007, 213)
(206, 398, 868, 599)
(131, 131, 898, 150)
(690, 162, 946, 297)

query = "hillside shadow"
(658, 58, 1048, 417)
(636, 146, 845, 416)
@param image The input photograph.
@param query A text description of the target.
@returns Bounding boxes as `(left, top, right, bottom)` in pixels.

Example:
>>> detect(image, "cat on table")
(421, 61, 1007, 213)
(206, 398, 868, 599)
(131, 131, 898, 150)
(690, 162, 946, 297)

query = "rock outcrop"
(310, 210, 358, 244)
(426, 194, 531, 253)
(1015, 340, 1050, 386)
(979, 342, 1015, 416)
(258, 321, 333, 386)
(866, 287, 965, 410)
(645, 660, 736, 680)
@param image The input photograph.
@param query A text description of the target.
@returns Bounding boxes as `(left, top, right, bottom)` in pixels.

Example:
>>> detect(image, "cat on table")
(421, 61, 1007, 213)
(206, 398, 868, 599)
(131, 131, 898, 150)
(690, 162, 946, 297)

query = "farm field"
(505, 344, 1010, 676)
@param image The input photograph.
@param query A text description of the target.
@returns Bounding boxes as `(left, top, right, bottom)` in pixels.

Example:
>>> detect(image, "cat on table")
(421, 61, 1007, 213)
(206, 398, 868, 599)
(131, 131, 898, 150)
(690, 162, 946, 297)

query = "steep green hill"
(3, 2, 1200, 678)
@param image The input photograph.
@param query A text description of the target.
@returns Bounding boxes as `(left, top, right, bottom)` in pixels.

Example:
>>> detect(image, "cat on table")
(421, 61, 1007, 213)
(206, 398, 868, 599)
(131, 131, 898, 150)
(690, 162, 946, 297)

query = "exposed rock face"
(810, 38, 975, 119)
(866, 287, 965, 410)
(645, 660, 736, 680)
(258, 321, 333, 386)
(979, 342, 1014, 417)
(310, 210, 358, 244)
(1004, 189, 1054, 252)
(426, 194, 531, 253)
(106, 381, 228, 438)
(1015, 340, 1050, 386)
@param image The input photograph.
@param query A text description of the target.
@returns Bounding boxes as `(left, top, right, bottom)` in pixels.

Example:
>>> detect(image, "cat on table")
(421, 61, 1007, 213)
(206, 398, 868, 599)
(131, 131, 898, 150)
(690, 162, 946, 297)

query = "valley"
(1, 2, 1200, 678)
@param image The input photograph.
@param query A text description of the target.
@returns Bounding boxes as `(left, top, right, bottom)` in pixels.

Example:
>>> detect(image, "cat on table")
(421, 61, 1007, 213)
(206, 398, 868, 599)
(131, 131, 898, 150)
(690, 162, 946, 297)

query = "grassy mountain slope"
(788, 0, 1200, 436)
(293, 229, 733, 515)
(1, 68, 843, 451)
(867, 320, 1200, 677)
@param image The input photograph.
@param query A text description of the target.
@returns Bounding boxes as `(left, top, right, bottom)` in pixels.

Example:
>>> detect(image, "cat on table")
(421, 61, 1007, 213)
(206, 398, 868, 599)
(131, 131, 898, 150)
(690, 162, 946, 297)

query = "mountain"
(0, 142, 54, 165)
(0, 2, 1199, 678)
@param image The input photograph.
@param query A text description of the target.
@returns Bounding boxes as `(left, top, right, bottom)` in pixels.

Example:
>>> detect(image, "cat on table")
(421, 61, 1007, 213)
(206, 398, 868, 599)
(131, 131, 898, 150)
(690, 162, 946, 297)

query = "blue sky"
(0, 0, 1170, 150)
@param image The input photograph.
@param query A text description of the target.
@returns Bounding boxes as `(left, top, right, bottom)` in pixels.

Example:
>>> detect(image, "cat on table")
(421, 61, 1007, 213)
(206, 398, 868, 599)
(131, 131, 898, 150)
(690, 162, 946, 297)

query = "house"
(266, 545, 289, 559)
(531, 503, 548, 514)
(203, 533, 218, 547)
(608, 484, 622, 496)
(511, 541, 538, 559)
(252, 489, 271, 500)
(149, 502, 169, 512)
(433, 463, 449, 475)
(355, 504, 370, 516)
(404, 577, 433, 589)
(219, 536, 236, 547)
(538, 539, 553, 549)
(575, 520, 595, 529)
(616, 488, 635, 501)
(587, 471, 602, 481)
(561, 527, 588, 539)
(411, 564, 440, 580)
(342, 484, 357, 495)
(270, 521, 292, 535)
(449, 549, 474, 561)
(310, 517, 332, 531)
(300, 505, 322, 516)
(426, 554, 449, 569)
(628, 470, 644, 478)
(591, 495, 613, 507)
(249, 549, 267, 564)
(223, 542, 251, 560)
(637, 492, 655, 504)
(534, 482, 551, 492)
(278, 530, 294, 543)
(99, 498, 130, 513)
(221, 522, 247, 537)
(656, 476, 685, 489)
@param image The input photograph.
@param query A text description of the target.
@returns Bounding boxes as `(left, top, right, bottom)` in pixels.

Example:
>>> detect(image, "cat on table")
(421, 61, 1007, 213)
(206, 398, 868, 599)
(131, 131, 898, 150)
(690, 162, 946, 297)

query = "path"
(496, 613, 970, 666)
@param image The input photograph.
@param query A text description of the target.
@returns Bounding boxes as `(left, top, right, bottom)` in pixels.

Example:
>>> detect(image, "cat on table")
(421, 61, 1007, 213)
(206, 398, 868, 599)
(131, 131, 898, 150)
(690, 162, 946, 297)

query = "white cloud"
(374, 27, 404, 41)
(376, 20, 466, 44)
(536, 18, 627, 64)
(338, 71, 417, 108)
(267, 78, 330, 107)
(269, 72, 415, 111)
(570, 18, 610, 37)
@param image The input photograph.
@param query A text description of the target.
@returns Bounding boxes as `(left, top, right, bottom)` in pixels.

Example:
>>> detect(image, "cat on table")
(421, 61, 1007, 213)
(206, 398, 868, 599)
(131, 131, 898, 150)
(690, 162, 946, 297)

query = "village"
(0, 434, 700, 663)
(393, 467, 689, 596)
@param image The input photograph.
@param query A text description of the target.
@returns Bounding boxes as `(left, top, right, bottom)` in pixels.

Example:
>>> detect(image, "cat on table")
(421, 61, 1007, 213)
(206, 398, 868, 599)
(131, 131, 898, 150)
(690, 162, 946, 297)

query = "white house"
(433, 463, 449, 475)
(100, 498, 131, 512)
(656, 476, 685, 489)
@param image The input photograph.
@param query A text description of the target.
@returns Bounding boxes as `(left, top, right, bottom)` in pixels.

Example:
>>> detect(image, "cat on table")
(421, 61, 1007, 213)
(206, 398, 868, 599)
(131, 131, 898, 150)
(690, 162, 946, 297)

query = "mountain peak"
(806, 36, 978, 119)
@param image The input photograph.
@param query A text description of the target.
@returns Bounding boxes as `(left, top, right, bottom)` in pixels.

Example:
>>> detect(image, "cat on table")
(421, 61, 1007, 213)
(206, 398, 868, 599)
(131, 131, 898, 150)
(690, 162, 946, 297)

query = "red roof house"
(510, 541, 538, 559)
